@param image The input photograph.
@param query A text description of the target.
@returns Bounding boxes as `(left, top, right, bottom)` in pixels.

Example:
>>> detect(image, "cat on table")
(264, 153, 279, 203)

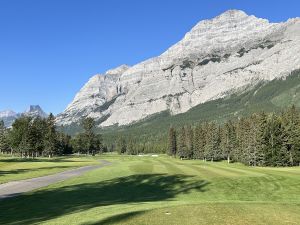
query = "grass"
(0, 155, 98, 184)
(0, 155, 300, 224)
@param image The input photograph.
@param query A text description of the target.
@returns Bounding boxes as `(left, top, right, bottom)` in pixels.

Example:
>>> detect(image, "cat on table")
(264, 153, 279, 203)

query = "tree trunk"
(227, 155, 230, 164)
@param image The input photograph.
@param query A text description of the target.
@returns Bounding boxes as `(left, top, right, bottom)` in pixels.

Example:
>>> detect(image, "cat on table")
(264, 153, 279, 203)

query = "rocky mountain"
(23, 105, 48, 118)
(57, 10, 300, 127)
(0, 105, 47, 127)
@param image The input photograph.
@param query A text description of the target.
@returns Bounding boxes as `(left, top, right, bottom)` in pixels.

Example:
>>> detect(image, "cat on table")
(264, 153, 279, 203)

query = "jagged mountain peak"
(57, 10, 300, 128)
(0, 105, 48, 127)
(213, 9, 251, 21)
(105, 64, 130, 76)
(161, 9, 282, 61)
(25, 105, 43, 113)
(23, 105, 48, 118)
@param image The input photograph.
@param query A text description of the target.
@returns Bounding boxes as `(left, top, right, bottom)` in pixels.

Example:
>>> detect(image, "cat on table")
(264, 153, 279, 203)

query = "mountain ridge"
(56, 10, 300, 128)
(0, 105, 48, 127)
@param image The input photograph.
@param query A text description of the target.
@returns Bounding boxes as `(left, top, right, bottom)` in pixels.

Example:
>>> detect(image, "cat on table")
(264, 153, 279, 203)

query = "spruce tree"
(255, 112, 268, 166)
(185, 125, 194, 159)
(281, 105, 300, 166)
(177, 126, 187, 159)
(0, 120, 10, 154)
(44, 113, 58, 158)
(221, 120, 237, 163)
(193, 124, 205, 160)
(168, 127, 177, 156)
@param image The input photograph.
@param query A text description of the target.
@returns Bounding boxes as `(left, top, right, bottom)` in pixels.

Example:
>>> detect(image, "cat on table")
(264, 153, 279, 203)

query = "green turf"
(0, 155, 98, 184)
(0, 155, 299, 225)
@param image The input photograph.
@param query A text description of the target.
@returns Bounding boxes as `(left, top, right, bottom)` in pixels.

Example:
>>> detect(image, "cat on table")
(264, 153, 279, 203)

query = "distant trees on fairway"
(2, 105, 300, 166)
(0, 115, 102, 158)
(0, 114, 71, 157)
(167, 106, 300, 167)
(71, 117, 103, 155)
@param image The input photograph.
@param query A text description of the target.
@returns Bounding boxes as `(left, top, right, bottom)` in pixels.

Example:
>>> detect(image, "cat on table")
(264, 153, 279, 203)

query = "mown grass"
(0, 155, 98, 184)
(0, 155, 299, 225)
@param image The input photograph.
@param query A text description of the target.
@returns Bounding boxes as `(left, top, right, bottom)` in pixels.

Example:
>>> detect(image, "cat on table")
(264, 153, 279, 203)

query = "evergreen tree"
(71, 133, 85, 155)
(185, 125, 194, 159)
(193, 124, 205, 160)
(281, 105, 300, 166)
(265, 113, 284, 166)
(0, 120, 10, 154)
(177, 126, 188, 159)
(9, 117, 32, 157)
(168, 127, 177, 156)
(116, 136, 127, 154)
(221, 120, 237, 163)
(255, 112, 268, 166)
(81, 117, 96, 155)
(44, 113, 58, 158)
(204, 122, 221, 161)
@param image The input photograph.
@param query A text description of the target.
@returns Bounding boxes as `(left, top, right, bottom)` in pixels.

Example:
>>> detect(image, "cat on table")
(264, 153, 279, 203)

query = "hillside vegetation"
(100, 70, 300, 149)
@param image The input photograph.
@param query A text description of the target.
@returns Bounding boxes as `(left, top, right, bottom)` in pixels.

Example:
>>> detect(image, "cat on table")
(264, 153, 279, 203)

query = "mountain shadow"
(0, 174, 208, 225)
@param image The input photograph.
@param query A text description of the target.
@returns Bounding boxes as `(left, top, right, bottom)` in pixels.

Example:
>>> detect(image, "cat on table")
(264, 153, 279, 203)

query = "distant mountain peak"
(25, 105, 43, 113)
(0, 110, 17, 118)
(0, 105, 48, 127)
(23, 105, 47, 118)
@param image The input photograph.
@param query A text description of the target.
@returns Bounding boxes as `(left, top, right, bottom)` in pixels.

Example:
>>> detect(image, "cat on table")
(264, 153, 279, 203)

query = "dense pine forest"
(1, 106, 300, 167)
(167, 106, 300, 167)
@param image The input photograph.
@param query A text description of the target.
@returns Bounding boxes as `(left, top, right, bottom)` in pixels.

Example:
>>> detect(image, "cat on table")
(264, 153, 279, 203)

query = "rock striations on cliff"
(57, 10, 300, 127)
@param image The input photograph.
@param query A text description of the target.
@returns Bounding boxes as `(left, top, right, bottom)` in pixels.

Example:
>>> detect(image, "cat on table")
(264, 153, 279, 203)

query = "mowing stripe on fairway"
(155, 159, 185, 174)
(205, 163, 265, 177)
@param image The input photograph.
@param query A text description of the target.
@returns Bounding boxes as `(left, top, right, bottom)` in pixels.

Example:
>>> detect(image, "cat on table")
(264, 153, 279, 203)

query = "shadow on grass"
(0, 157, 82, 163)
(0, 166, 76, 176)
(81, 211, 146, 225)
(0, 174, 208, 225)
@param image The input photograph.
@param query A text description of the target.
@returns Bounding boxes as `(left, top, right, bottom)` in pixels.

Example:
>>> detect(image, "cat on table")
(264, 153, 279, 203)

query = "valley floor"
(0, 154, 299, 225)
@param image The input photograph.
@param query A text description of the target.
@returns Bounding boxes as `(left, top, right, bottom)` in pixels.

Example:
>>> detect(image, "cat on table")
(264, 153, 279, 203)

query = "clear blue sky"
(0, 0, 299, 114)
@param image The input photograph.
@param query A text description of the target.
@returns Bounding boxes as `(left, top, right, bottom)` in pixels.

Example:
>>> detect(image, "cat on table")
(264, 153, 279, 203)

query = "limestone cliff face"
(57, 10, 300, 127)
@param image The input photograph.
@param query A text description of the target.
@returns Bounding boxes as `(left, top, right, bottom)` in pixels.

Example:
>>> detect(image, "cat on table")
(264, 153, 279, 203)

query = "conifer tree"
(168, 127, 177, 156)
(193, 124, 205, 160)
(116, 136, 127, 154)
(177, 126, 187, 159)
(44, 113, 58, 158)
(265, 113, 284, 166)
(255, 112, 268, 166)
(0, 120, 10, 154)
(281, 105, 300, 166)
(221, 120, 237, 163)
(185, 125, 194, 159)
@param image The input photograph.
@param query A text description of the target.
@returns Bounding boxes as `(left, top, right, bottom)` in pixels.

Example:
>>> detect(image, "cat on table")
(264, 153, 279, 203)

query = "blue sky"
(0, 0, 299, 114)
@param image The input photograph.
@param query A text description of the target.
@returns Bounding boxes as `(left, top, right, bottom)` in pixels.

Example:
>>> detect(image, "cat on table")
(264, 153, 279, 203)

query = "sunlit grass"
(0, 155, 299, 225)
(0, 155, 98, 184)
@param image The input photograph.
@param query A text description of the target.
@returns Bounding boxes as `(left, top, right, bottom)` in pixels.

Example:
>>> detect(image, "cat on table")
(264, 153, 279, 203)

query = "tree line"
(0, 115, 103, 158)
(2, 105, 300, 166)
(168, 106, 300, 167)
(113, 135, 167, 155)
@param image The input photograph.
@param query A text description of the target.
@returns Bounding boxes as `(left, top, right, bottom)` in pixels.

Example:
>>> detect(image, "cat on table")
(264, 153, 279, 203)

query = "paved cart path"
(0, 160, 111, 200)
